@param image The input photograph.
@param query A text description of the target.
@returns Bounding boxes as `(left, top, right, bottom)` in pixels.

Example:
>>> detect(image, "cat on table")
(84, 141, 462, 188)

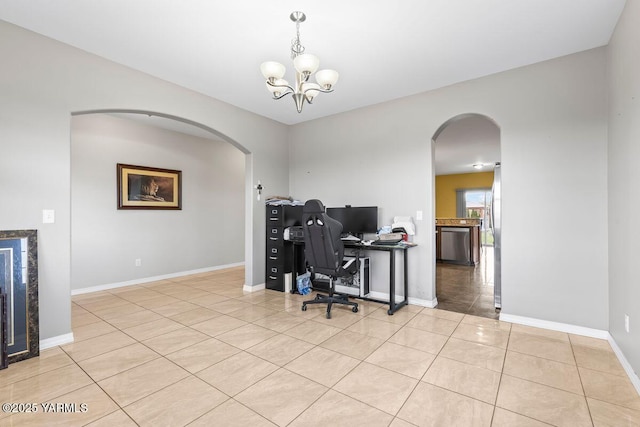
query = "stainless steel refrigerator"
(492, 162, 502, 309)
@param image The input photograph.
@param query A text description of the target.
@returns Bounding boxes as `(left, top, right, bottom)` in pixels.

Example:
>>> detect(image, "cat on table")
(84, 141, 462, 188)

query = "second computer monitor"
(326, 206, 378, 235)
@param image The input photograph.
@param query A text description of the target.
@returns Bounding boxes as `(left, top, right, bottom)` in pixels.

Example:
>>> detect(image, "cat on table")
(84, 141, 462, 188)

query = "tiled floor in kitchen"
(436, 246, 500, 319)
(1, 266, 639, 426)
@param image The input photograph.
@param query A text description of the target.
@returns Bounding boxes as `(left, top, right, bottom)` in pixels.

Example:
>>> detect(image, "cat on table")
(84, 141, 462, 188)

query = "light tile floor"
(1, 267, 640, 426)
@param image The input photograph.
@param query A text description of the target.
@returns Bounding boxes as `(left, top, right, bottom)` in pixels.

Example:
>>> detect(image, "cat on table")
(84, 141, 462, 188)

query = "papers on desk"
(392, 216, 416, 235)
(265, 196, 304, 206)
(341, 234, 361, 242)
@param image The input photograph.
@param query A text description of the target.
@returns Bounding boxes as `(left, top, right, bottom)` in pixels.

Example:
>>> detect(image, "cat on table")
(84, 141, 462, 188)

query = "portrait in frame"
(117, 163, 182, 210)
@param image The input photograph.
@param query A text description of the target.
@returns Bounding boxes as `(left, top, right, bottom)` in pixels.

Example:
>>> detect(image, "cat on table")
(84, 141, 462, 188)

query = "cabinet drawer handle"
(269, 217, 279, 221)
(269, 256, 277, 260)
(268, 276, 277, 280)
(269, 237, 278, 241)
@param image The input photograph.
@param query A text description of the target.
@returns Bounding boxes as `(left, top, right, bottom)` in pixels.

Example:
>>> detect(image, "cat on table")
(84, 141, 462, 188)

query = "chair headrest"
(303, 199, 325, 214)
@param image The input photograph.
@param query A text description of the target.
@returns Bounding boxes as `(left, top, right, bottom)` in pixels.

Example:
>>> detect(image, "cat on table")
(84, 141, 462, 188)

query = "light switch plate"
(42, 209, 55, 224)
(416, 210, 423, 221)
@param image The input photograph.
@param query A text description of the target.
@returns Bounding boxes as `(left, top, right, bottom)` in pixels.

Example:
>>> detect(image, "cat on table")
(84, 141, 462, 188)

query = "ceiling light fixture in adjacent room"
(260, 11, 339, 113)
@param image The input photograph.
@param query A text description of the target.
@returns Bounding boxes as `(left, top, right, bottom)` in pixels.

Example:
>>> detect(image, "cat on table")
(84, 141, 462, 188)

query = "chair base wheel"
(326, 312, 331, 319)
(301, 304, 307, 311)
(352, 306, 359, 313)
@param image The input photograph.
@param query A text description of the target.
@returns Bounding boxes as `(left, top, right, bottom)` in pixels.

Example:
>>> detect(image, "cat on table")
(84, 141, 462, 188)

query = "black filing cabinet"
(265, 204, 303, 291)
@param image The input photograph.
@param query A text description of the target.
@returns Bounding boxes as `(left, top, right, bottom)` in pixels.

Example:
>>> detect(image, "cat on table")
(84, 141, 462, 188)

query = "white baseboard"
(361, 291, 437, 309)
(499, 313, 609, 339)
(244, 283, 265, 293)
(40, 332, 74, 350)
(367, 291, 404, 303)
(408, 296, 438, 308)
(500, 312, 640, 394)
(71, 262, 245, 295)
(607, 334, 640, 395)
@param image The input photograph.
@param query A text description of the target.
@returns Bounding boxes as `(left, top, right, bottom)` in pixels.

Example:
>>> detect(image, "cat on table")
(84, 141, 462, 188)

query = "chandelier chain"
(291, 19, 305, 59)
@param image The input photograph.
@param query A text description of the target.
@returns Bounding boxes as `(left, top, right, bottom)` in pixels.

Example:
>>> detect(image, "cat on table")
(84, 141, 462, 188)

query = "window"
(456, 188, 493, 246)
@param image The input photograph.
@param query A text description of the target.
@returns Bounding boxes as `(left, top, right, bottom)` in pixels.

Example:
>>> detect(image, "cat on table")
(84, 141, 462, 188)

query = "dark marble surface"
(436, 246, 499, 320)
(1, 292, 7, 369)
(0, 229, 39, 364)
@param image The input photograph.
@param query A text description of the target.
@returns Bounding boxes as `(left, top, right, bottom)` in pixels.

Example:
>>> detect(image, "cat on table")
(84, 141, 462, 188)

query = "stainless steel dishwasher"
(440, 227, 470, 264)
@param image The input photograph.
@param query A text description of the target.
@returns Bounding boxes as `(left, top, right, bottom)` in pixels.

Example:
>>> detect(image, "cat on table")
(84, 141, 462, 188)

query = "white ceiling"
(434, 115, 501, 175)
(0, 0, 626, 127)
(1, 1, 625, 176)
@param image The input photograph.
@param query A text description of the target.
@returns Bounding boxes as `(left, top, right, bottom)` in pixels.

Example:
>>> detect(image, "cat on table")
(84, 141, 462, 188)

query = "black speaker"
(1, 293, 7, 370)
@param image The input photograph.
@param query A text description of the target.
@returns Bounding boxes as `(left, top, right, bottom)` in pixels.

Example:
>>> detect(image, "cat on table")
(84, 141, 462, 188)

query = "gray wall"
(0, 14, 625, 372)
(290, 47, 609, 330)
(71, 114, 245, 290)
(0, 20, 290, 342)
(607, 1, 640, 375)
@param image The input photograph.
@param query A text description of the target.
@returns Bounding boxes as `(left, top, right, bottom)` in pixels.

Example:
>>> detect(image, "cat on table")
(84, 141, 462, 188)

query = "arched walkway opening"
(432, 113, 502, 318)
(70, 110, 252, 293)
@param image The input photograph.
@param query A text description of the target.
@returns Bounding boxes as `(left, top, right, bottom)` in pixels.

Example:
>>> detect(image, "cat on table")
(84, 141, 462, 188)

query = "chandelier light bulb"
(315, 69, 339, 89)
(266, 79, 289, 97)
(260, 62, 286, 81)
(302, 83, 321, 101)
(293, 54, 320, 75)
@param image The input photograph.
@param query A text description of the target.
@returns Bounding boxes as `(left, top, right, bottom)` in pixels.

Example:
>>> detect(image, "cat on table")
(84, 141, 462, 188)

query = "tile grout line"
(56, 345, 140, 426)
(490, 320, 512, 425)
(62, 270, 632, 426)
(569, 334, 596, 426)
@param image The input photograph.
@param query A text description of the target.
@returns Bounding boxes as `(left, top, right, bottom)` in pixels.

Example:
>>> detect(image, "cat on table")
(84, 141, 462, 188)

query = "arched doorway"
(70, 110, 251, 292)
(432, 113, 501, 318)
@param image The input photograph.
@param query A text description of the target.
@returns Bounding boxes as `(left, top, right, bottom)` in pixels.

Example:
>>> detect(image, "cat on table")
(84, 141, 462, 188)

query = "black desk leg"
(404, 249, 409, 304)
(388, 250, 396, 315)
(387, 249, 409, 315)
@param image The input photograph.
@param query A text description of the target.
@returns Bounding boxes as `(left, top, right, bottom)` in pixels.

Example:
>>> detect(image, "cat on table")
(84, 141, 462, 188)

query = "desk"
(292, 240, 416, 315)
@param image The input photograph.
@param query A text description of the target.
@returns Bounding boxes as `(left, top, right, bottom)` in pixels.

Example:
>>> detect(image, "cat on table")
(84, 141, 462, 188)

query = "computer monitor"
(326, 206, 378, 235)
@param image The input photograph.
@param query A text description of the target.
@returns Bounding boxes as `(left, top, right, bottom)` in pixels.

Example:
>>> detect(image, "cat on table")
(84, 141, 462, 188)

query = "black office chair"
(301, 199, 359, 319)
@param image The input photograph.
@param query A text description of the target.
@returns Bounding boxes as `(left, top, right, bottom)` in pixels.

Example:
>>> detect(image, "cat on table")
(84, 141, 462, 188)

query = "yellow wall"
(435, 172, 494, 218)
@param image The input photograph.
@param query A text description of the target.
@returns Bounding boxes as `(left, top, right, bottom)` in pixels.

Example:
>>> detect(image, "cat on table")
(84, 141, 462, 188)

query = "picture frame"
(117, 163, 182, 210)
(0, 229, 39, 365)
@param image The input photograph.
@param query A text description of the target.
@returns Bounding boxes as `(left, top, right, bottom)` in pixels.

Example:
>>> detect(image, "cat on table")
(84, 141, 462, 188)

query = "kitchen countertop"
(436, 218, 481, 226)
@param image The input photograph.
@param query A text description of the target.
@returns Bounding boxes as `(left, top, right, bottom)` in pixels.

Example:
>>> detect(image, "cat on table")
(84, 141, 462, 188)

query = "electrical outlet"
(135, 259, 142, 267)
(625, 314, 630, 333)
(42, 209, 55, 224)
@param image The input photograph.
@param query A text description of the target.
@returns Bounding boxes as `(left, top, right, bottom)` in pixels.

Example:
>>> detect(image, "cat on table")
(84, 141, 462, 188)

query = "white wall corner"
(607, 333, 640, 395)
(408, 296, 438, 308)
(500, 312, 640, 394)
(244, 283, 266, 293)
(40, 332, 74, 350)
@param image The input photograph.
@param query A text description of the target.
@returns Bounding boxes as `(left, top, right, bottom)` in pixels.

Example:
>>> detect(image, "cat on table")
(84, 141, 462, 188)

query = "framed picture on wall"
(117, 163, 182, 210)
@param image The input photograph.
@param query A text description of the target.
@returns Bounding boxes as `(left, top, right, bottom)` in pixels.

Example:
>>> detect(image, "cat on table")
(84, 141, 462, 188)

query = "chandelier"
(260, 11, 339, 113)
